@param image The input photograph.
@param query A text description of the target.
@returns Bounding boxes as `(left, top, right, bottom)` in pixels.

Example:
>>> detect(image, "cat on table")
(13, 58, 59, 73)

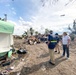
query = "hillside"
(0, 39, 76, 75)
(9, 39, 76, 75)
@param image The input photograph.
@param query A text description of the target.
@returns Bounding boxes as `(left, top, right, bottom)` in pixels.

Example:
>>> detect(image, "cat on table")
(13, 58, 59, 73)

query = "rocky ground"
(0, 39, 76, 75)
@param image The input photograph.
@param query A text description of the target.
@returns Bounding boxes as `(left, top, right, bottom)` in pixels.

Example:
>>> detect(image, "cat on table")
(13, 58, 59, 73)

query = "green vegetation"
(45, 28, 50, 34)
(68, 20, 76, 41)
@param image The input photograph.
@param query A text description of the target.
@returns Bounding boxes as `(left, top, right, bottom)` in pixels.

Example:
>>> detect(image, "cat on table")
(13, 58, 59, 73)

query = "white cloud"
(19, 17, 32, 27)
(12, 11, 16, 15)
(6, 0, 76, 35)
(8, 19, 32, 35)
(14, 25, 28, 35)
(19, 17, 24, 21)
(5, 4, 10, 7)
(11, 7, 14, 10)
(29, 0, 76, 33)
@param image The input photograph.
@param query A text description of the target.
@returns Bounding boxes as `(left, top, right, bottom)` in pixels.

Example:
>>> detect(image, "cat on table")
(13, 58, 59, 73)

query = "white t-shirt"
(62, 35, 71, 45)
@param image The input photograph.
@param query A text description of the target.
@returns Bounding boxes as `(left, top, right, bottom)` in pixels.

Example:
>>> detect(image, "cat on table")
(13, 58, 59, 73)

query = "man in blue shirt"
(48, 30, 57, 65)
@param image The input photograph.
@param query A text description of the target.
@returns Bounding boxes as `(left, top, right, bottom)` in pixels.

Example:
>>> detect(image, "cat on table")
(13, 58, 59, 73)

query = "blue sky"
(0, 0, 37, 21)
(0, 0, 76, 35)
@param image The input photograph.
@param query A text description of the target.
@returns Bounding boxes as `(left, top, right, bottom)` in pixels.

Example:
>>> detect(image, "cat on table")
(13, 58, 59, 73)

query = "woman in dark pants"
(63, 45, 69, 58)
(62, 32, 71, 59)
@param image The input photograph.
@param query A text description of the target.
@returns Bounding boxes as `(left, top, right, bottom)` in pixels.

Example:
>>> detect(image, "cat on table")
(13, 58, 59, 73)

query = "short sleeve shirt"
(62, 35, 71, 45)
(48, 34, 57, 49)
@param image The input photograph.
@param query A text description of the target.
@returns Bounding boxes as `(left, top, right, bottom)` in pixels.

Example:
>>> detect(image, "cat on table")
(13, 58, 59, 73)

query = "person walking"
(54, 33, 60, 54)
(62, 32, 71, 59)
(48, 30, 57, 65)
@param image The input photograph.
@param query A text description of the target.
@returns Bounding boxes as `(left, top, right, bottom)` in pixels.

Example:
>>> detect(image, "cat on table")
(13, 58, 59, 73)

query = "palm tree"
(30, 27, 34, 36)
(35, 31, 39, 35)
(0, 18, 1, 20)
(24, 31, 28, 35)
(73, 20, 76, 33)
(68, 20, 76, 34)
(68, 20, 76, 41)
(45, 29, 50, 34)
(22, 31, 28, 37)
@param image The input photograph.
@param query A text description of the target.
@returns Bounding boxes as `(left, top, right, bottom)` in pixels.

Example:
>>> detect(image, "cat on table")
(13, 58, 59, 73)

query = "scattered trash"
(34, 41, 37, 45)
(0, 60, 6, 65)
(10, 66, 14, 70)
(8, 50, 12, 58)
(21, 59, 25, 61)
(0, 54, 7, 61)
(17, 72, 20, 75)
(0, 72, 3, 75)
(2, 61, 11, 67)
(1, 70, 8, 75)
(41, 65, 46, 71)
(17, 48, 27, 54)
(20, 67, 31, 75)
(6, 66, 14, 71)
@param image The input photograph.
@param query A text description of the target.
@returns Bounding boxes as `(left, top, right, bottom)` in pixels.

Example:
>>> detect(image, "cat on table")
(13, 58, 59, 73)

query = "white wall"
(0, 33, 13, 48)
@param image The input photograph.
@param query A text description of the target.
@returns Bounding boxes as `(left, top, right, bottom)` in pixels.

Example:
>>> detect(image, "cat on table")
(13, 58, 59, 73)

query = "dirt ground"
(0, 39, 76, 75)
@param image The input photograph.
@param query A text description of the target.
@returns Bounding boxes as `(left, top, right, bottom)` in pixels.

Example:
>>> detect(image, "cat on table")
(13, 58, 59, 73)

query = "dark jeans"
(63, 45, 69, 57)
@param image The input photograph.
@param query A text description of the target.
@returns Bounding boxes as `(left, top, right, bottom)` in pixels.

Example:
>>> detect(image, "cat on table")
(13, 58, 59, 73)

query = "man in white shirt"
(62, 32, 71, 59)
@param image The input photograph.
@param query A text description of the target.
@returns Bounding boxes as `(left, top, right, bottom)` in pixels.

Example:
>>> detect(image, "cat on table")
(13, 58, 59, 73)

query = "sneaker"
(66, 57, 69, 60)
(49, 61, 55, 65)
(55, 51, 57, 52)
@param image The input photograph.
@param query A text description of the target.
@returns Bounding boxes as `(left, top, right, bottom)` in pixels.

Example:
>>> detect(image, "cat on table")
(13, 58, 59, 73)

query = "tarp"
(0, 21, 14, 34)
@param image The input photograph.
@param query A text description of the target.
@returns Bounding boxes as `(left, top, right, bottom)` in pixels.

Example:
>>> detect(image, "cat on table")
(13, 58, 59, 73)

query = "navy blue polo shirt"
(55, 36, 60, 44)
(48, 34, 57, 49)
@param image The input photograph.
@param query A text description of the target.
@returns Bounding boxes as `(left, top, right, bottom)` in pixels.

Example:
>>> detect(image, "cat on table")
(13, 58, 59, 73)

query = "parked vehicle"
(0, 21, 14, 59)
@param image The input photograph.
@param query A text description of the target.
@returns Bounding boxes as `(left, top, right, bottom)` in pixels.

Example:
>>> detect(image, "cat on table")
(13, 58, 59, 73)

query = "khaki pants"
(55, 43, 60, 52)
(49, 49, 55, 64)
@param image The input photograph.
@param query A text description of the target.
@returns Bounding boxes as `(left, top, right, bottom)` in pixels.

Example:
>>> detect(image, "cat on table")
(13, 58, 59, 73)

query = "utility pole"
(4, 14, 7, 21)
